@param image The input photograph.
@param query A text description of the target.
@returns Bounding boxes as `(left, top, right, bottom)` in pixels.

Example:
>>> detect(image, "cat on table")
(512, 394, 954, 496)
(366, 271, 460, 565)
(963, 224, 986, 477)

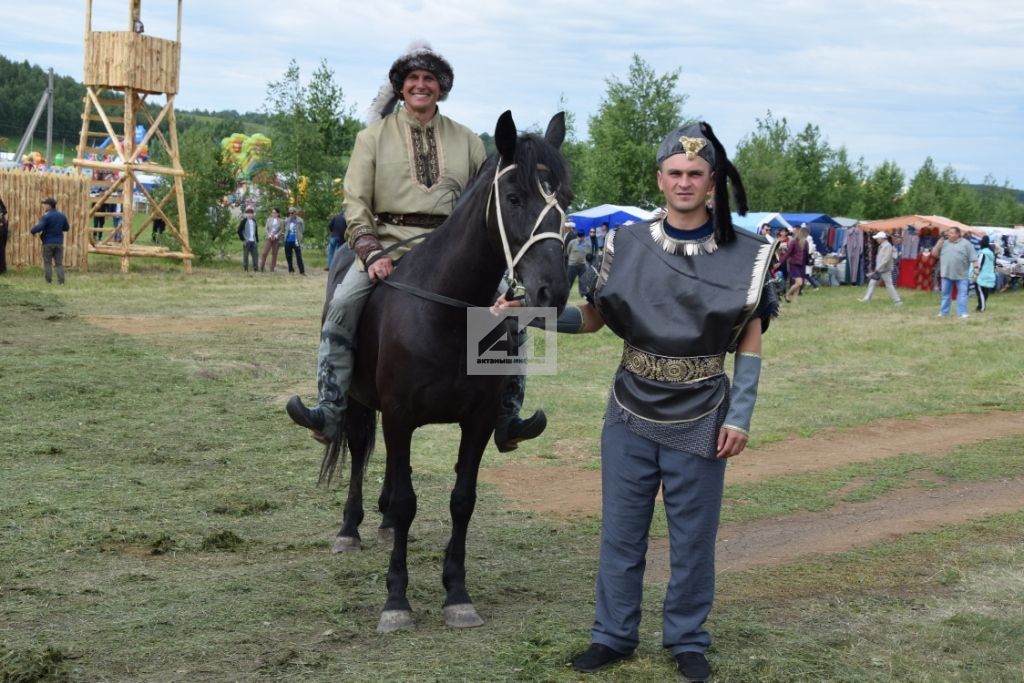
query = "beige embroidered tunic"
(343, 106, 486, 266)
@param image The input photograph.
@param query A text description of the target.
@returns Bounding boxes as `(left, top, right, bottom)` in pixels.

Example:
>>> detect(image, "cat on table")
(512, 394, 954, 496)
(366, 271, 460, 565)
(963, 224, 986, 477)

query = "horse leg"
(376, 417, 418, 633)
(441, 415, 492, 629)
(376, 471, 395, 544)
(332, 401, 375, 554)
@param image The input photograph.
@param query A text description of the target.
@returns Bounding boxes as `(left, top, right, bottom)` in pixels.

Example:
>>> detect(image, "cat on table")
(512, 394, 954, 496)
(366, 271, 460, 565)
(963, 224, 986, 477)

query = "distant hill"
(967, 184, 1024, 205)
(0, 53, 268, 155)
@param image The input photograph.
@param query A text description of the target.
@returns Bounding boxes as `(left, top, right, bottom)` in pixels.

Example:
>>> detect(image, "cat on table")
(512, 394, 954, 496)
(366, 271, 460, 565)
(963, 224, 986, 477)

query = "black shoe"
(676, 651, 711, 682)
(571, 644, 632, 673)
(285, 396, 334, 444)
(494, 410, 547, 453)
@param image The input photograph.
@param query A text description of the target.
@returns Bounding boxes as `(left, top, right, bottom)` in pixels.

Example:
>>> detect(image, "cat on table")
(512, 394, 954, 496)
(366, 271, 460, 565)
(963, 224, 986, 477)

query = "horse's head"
(488, 110, 572, 312)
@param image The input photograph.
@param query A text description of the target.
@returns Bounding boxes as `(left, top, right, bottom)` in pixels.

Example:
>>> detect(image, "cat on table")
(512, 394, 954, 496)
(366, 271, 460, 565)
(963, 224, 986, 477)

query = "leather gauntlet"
(352, 234, 384, 267)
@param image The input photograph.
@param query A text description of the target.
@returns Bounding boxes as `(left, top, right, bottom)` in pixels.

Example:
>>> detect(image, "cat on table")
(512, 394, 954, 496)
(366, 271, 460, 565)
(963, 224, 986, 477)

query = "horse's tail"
(318, 401, 377, 486)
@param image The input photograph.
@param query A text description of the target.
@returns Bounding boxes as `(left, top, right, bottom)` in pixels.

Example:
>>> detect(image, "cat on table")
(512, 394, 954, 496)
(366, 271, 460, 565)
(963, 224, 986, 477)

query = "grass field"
(2, 262, 1023, 682)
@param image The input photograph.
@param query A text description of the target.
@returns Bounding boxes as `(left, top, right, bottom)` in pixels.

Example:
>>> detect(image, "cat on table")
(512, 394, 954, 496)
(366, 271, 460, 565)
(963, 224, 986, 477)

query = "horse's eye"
(507, 193, 522, 207)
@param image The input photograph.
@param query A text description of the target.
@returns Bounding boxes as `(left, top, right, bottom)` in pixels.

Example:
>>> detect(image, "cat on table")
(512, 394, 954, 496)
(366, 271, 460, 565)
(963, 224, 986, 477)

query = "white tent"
(569, 204, 657, 232)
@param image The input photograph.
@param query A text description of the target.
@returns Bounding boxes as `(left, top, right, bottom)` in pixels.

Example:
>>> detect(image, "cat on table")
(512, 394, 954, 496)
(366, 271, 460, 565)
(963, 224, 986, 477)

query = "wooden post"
(45, 69, 54, 164)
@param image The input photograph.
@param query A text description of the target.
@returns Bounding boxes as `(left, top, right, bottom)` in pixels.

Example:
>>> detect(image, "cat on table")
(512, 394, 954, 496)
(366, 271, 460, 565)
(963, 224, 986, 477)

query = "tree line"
(4, 52, 1021, 262)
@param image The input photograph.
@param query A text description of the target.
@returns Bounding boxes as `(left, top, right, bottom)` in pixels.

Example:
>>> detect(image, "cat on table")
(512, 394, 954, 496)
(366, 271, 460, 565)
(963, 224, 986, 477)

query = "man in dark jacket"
(30, 197, 71, 284)
(326, 212, 347, 270)
(236, 207, 259, 273)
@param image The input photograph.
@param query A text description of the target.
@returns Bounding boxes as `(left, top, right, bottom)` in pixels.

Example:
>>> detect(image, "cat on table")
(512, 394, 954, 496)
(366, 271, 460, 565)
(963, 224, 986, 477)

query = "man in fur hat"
(286, 42, 547, 451)
(499, 122, 778, 681)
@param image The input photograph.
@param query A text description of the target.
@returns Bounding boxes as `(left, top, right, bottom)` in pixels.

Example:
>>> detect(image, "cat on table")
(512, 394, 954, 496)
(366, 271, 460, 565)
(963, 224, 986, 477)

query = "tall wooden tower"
(73, 0, 192, 272)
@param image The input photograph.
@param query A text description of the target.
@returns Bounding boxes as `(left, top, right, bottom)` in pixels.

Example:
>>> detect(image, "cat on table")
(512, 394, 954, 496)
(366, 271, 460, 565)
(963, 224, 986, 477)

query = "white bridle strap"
(487, 162, 567, 281)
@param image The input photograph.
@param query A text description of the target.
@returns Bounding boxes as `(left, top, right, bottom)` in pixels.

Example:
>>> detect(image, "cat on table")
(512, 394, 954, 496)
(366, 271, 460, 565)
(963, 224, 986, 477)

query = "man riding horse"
(286, 42, 547, 451)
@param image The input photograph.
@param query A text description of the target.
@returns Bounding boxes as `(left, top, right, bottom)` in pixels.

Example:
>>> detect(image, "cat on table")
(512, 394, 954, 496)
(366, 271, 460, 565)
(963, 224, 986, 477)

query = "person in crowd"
(236, 207, 259, 273)
(859, 231, 902, 305)
(326, 211, 348, 270)
(566, 230, 589, 298)
(92, 200, 105, 241)
(930, 226, 976, 318)
(589, 226, 600, 256)
(0, 196, 9, 275)
(974, 234, 996, 312)
(30, 197, 71, 284)
(260, 207, 283, 272)
(772, 227, 790, 288)
(283, 207, 305, 275)
(494, 121, 777, 681)
(784, 226, 810, 302)
(800, 223, 821, 291)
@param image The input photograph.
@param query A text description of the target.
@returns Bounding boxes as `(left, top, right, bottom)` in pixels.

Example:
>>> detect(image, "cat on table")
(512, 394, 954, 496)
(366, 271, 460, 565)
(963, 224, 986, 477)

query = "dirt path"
(481, 411, 1024, 518)
(481, 411, 1024, 575)
(646, 477, 1024, 579)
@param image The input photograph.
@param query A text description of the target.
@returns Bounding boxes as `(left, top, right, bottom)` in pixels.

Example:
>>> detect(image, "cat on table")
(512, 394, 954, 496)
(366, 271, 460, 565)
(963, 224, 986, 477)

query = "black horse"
(319, 111, 571, 632)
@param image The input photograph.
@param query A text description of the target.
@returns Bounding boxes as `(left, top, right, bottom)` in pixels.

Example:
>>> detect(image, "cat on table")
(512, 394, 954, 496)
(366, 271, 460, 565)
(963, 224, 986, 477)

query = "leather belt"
(620, 344, 726, 384)
(376, 212, 446, 229)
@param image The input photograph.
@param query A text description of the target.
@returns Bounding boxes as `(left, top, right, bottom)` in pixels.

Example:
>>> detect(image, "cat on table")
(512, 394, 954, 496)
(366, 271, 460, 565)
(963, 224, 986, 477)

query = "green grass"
(1, 272, 1023, 681)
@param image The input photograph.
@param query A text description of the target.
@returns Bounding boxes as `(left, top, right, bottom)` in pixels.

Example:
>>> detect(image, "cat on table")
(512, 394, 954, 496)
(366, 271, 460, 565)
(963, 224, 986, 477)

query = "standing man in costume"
(498, 122, 777, 681)
(286, 42, 546, 451)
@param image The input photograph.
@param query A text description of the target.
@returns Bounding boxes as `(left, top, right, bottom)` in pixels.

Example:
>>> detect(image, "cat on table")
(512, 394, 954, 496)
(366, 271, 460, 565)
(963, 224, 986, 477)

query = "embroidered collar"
(650, 215, 718, 256)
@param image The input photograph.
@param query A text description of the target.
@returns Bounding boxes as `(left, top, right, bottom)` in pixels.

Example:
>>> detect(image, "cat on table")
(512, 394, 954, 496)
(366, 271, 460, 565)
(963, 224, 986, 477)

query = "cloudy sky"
(7, 0, 1023, 188)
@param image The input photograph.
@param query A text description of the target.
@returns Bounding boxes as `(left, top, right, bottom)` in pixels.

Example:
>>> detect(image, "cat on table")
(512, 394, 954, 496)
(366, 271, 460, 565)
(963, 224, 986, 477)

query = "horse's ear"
(545, 112, 566, 149)
(495, 110, 517, 161)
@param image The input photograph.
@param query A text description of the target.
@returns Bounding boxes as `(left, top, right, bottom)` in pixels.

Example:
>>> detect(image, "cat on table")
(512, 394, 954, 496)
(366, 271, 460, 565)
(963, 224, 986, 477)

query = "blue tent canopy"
(569, 204, 656, 233)
(730, 211, 792, 233)
(780, 213, 841, 252)
(780, 213, 841, 228)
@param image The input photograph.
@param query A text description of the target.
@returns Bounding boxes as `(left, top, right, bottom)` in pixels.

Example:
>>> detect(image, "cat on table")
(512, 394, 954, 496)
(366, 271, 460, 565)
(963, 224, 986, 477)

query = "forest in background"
(3, 53, 1022, 261)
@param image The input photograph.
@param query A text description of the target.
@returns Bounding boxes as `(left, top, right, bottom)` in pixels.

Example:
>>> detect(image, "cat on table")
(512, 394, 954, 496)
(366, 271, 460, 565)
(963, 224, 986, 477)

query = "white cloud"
(3, 0, 1021, 187)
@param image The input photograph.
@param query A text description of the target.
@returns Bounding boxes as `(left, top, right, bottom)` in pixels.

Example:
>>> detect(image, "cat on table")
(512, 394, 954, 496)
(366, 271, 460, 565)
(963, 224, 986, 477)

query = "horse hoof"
(377, 526, 395, 544)
(331, 536, 360, 554)
(377, 609, 415, 633)
(443, 603, 484, 629)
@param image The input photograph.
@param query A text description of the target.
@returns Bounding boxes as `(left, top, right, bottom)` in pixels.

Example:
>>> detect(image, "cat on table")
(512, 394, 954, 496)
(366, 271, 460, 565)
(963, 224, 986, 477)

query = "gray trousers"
(242, 241, 258, 271)
(592, 420, 726, 656)
(42, 244, 65, 284)
(316, 262, 376, 422)
(863, 270, 901, 303)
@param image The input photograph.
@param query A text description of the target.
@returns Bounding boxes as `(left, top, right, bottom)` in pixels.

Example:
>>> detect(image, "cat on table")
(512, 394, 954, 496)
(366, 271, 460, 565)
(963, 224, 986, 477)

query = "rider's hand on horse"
(368, 257, 394, 283)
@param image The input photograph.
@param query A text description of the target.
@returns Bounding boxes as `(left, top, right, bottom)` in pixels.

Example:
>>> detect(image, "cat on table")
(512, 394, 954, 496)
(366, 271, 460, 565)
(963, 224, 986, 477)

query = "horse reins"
(368, 161, 567, 309)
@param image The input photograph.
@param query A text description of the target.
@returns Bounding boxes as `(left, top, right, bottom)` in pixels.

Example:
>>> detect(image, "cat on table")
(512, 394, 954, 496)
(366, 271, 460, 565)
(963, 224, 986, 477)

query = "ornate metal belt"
(376, 212, 446, 229)
(620, 345, 726, 384)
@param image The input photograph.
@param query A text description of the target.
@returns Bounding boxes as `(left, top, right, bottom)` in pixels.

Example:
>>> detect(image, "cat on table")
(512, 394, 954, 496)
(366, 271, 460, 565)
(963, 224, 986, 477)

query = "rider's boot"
(494, 372, 547, 453)
(287, 290, 358, 444)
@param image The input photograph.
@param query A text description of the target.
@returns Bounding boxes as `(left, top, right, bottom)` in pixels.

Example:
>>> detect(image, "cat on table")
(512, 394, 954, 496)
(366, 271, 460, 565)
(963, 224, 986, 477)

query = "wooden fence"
(0, 170, 90, 269)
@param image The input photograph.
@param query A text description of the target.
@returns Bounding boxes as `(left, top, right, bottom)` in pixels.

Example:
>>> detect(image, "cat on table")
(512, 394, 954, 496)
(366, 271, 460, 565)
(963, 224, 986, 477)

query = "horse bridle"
(486, 161, 567, 298)
(373, 159, 567, 309)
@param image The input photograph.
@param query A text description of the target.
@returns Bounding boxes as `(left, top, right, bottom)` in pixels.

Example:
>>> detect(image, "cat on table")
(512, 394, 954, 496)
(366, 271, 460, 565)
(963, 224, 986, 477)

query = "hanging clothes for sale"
(844, 227, 864, 284)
